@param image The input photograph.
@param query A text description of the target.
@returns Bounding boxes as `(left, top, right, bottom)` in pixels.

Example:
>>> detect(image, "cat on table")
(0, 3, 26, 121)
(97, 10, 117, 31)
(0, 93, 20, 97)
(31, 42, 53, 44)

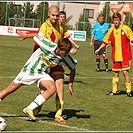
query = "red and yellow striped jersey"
(102, 24, 133, 62)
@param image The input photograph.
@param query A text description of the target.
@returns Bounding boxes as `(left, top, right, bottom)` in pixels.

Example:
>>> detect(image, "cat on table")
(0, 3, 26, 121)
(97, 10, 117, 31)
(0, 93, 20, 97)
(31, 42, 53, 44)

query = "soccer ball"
(0, 117, 6, 131)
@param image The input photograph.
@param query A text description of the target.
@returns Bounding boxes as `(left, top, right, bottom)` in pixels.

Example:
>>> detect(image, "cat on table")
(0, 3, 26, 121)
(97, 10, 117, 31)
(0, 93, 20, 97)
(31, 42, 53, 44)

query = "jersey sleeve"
(60, 54, 77, 70)
(33, 32, 57, 52)
(63, 25, 71, 38)
(60, 24, 70, 38)
(64, 31, 71, 38)
(102, 28, 112, 45)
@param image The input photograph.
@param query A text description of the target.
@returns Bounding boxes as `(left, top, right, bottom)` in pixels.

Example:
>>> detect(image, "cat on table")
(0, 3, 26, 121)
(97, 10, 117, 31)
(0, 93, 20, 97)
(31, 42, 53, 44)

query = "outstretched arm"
(68, 68, 75, 95)
(17, 30, 37, 40)
(68, 37, 80, 55)
(61, 54, 77, 95)
(69, 37, 80, 49)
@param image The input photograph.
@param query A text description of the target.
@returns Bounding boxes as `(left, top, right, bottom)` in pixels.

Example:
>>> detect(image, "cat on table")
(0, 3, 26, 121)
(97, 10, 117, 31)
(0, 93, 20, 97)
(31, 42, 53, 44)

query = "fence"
(9, 18, 41, 28)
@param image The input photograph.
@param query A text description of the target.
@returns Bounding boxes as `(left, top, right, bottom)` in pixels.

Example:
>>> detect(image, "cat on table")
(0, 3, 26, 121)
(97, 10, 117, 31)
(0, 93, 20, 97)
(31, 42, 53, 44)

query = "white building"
(49, 2, 105, 29)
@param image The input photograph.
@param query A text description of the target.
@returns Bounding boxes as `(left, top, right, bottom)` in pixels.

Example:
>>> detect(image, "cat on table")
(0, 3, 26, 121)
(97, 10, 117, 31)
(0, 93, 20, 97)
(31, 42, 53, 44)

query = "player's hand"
(17, 31, 26, 40)
(90, 42, 93, 48)
(95, 49, 99, 54)
(68, 83, 74, 95)
(106, 44, 110, 48)
(75, 45, 80, 50)
(70, 48, 77, 54)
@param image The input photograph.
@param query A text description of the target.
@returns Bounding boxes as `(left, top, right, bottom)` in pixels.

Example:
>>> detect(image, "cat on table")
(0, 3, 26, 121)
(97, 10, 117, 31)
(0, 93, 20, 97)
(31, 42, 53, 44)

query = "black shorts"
(94, 40, 106, 55)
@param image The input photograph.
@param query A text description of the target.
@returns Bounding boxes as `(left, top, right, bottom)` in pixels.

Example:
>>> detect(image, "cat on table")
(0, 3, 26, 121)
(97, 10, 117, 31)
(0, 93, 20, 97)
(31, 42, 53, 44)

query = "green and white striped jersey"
(20, 32, 76, 75)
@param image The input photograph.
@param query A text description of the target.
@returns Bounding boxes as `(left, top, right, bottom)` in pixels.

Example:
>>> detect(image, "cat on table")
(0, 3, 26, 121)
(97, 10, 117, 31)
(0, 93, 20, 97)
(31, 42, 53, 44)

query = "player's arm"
(90, 25, 95, 48)
(64, 28, 79, 54)
(95, 43, 106, 54)
(33, 32, 57, 52)
(68, 37, 80, 49)
(95, 27, 112, 53)
(68, 68, 75, 95)
(60, 55, 77, 95)
(68, 37, 80, 55)
(17, 31, 38, 40)
(90, 34, 94, 48)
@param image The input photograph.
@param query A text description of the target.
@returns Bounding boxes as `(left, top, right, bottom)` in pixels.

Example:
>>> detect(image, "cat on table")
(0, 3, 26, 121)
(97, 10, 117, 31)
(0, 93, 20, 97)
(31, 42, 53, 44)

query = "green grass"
(0, 35, 133, 131)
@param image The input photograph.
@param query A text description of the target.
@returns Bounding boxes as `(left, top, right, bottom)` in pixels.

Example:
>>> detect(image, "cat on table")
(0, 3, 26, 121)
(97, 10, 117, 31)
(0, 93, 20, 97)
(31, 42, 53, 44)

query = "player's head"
(56, 38, 72, 57)
(48, 5, 59, 25)
(59, 11, 66, 24)
(112, 12, 121, 28)
(98, 14, 105, 25)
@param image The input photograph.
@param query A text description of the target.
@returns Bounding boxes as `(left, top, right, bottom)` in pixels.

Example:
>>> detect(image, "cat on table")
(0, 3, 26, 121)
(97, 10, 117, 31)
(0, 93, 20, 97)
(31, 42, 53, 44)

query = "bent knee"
(49, 85, 56, 95)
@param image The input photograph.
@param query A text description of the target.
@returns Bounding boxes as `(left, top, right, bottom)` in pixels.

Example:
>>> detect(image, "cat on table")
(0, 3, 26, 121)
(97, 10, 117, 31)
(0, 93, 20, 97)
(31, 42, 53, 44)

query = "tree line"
(0, 2, 132, 38)
(0, 2, 49, 27)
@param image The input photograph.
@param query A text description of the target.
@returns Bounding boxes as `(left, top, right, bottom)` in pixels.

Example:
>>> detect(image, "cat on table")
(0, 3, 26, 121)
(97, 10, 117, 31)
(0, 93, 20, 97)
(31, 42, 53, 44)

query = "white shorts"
(13, 71, 54, 88)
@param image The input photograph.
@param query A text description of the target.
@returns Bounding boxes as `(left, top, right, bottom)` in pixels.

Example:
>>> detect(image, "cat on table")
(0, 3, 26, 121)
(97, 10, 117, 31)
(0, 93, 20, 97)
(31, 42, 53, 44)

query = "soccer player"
(90, 14, 110, 72)
(59, 11, 80, 54)
(18, 5, 77, 123)
(0, 33, 75, 122)
(95, 12, 133, 97)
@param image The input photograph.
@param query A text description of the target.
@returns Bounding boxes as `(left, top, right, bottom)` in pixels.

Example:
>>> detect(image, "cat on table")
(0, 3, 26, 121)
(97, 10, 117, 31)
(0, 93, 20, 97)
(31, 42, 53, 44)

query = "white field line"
(0, 112, 90, 131)
(0, 76, 15, 79)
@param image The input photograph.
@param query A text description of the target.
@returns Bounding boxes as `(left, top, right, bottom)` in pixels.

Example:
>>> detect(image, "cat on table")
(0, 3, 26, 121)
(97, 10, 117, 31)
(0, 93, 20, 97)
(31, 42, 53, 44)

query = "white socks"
(27, 94, 46, 110)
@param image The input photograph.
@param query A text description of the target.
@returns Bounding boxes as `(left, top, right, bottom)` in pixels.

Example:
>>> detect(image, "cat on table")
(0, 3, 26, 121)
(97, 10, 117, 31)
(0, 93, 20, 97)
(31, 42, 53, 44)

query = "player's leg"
(96, 54, 100, 71)
(122, 61, 132, 97)
(94, 41, 101, 71)
(101, 48, 108, 72)
(33, 79, 65, 118)
(54, 75, 66, 123)
(33, 65, 66, 117)
(0, 82, 22, 100)
(33, 90, 44, 116)
(106, 62, 121, 96)
(23, 78, 56, 121)
(123, 70, 132, 97)
(112, 71, 119, 93)
(50, 65, 66, 123)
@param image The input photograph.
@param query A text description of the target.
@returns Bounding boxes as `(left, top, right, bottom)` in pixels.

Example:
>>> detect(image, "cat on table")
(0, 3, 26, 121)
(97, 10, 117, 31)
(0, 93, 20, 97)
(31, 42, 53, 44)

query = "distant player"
(90, 14, 110, 72)
(95, 12, 133, 97)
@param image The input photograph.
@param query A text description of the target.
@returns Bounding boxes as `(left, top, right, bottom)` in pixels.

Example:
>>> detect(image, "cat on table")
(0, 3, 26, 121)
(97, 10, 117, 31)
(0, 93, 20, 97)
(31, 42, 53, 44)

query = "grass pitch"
(0, 35, 133, 131)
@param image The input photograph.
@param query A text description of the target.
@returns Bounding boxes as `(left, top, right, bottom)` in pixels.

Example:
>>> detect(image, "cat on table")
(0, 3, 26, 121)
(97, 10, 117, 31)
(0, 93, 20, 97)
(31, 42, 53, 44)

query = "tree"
(0, 2, 6, 25)
(0, 2, 40, 27)
(76, 13, 91, 38)
(22, 2, 34, 19)
(123, 12, 133, 28)
(35, 2, 49, 24)
(0, 2, 17, 25)
(0, 2, 24, 26)
(100, 2, 111, 24)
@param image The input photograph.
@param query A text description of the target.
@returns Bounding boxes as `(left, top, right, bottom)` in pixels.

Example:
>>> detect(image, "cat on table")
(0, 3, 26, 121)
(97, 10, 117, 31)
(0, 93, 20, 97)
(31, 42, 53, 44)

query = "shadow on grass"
(119, 90, 133, 95)
(105, 90, 133, 97)
(38, 109, 91, 121)
(1, 109, 91, 122)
